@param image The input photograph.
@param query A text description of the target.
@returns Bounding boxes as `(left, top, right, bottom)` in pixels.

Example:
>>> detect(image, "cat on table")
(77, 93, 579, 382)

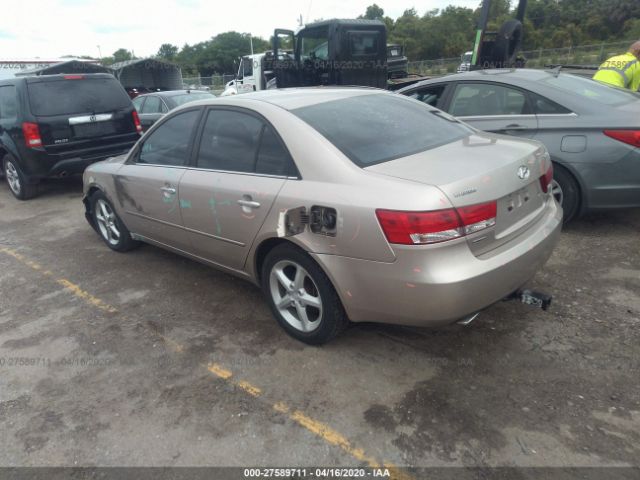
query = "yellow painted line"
(56, 278, 117, 313)
(208, 362, 233, 379)
(237, 380, 262, 397)
(1, 246, 413, 479)
(290, 409, 380, 467)
(0, 247, 117, 313)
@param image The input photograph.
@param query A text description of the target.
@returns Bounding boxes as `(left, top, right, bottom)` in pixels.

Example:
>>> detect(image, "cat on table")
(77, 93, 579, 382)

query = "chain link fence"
(407, 40, 632, 76)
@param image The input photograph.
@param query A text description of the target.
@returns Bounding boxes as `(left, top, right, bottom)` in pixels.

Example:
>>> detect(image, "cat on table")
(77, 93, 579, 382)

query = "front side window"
(292, 93, 472, 167)
(137, 109, 200, 166)
(450, 83, 530, 117)
(196, 110, 263, 173)
(408, 85, 447, 108)
(0, 85, 18, 120)
(300, 28, 329, 61)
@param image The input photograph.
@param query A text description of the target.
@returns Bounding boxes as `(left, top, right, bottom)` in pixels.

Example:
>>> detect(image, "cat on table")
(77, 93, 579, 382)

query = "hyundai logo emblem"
(517, 166, 530, 180)
(89, 115, 97, 123)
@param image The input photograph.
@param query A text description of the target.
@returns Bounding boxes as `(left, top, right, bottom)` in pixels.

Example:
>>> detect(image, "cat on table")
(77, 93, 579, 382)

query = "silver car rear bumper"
(313, 198, 562, 326)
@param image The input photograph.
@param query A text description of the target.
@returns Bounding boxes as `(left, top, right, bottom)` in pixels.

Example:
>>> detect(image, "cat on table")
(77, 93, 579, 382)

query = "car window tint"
(141, 96, 162, 114)
(256, 126, 293, 176)
(197, 109, 263, 172)
(408, 85, 447, 108)
(546, 73, 640, 106)
(292, 93, 472, 167)
(450, 83, 530, 117)
(0, 85, 18, 120)
(132, 96, 145, 112)
(531, 93, 572, 114)
(138, 110, 199, 166)
(27, 77, 131, 116)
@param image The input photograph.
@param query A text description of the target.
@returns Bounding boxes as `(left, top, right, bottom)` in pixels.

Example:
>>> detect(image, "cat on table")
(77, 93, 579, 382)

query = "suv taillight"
(539, 163, 553, 194)
(132, 111, 143, 134)
(376, 201, 497, 245)
(604, 130, 640, 148)
(22, 122, 42, 148)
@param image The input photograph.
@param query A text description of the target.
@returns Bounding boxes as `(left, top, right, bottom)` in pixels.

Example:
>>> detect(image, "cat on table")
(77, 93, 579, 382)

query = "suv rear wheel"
(3, 156, 38, 200)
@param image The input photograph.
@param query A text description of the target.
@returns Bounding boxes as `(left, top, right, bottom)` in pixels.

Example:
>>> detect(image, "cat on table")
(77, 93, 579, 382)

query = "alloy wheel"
(269, 260, 323, 333)
(5, 162, 21, 195)
(551, 179, 563, 206)
(95, 199, 121, 246)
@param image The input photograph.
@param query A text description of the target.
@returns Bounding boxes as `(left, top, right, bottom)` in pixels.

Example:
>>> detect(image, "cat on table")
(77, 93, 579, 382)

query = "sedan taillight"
(376, 201, 497, 245)
(540, 163, 553, 194)
(604, 129, 640, 148)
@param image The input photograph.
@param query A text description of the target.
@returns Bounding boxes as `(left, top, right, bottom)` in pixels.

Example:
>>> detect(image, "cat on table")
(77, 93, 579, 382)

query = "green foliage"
(157, 43, 178, 61)
(152, 0, 640, 76)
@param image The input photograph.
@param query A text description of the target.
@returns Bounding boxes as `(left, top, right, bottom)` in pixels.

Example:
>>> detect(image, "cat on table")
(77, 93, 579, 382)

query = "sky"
(0, 0, 481, 59)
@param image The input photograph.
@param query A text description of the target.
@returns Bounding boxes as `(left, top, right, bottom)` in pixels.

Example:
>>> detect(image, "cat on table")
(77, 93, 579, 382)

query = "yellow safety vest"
(593, 52, 640, 91)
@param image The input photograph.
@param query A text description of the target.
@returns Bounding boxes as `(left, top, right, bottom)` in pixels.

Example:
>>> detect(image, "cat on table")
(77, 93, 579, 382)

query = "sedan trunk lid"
(366, 132, 553, 256)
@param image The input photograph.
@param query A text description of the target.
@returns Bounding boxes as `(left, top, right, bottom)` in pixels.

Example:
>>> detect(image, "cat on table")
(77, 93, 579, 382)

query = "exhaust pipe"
(457, 312, 480, 326)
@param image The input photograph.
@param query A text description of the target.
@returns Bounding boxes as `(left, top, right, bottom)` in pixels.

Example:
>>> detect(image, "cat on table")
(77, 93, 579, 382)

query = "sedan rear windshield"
(292, 93, 472, 166)
(543, 74, 640, 106)
(170, 92, 213, 106)
(28, 77, 132, 116)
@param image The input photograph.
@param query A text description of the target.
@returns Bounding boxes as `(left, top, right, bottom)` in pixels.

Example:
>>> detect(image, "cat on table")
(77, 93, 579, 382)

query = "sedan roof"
(223, 87, 386, 111)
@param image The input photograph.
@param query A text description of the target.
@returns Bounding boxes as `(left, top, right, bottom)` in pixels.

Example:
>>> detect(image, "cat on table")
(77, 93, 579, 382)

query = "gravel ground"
(0, 176, 638, 472)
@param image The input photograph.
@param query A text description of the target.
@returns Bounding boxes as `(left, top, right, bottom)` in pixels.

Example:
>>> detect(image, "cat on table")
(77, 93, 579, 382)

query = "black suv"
(0, 73, 141, 199)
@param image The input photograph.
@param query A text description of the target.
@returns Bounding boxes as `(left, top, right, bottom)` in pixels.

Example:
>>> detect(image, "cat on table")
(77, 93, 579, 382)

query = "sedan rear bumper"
(313, 198, 562, 326)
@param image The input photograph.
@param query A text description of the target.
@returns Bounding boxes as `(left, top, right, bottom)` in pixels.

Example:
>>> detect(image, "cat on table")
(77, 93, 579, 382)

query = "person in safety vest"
(593, 41, 640, 91)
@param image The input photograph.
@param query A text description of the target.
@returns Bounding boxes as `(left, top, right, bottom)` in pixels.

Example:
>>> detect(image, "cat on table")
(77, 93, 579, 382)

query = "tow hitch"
(508, 289, 553, 311)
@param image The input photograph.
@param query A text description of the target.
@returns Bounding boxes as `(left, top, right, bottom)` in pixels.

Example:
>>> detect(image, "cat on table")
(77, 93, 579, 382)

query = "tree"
(157, 43, 178, 61)
(360, 4, 384, 20)
(112, 48, 133, 63)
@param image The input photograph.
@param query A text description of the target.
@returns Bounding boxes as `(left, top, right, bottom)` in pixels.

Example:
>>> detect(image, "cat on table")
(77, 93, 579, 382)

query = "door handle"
(501, 124, 528, 131)
(160, 186, 176, 195)
(237, 199, 261, 209)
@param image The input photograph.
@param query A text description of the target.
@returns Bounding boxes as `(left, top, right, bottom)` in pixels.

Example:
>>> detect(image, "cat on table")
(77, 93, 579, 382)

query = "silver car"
(82, 88, 562, 344)
(399, 69, 640, 222)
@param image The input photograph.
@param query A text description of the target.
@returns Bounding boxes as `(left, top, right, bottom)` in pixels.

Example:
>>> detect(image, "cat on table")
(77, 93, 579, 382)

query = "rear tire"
(552, 164, 580, 224)
(262, 243, 349, 345)
(90, 191, 139, 252)
(3, 156, 38, 200)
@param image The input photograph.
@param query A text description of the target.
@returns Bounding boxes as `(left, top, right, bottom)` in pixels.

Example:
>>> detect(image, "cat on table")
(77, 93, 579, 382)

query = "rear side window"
(0, 85, 18, 120)
(138, 109, 200, 166)
(292, 93, 471, 166)
(141, 96, 162, 114)
(256, 126, 293, 176)
(27, 77, 131, 116)
(196, 110, 263, 173)
(531, 93, 572, 114)
(349, 31, 380, 57)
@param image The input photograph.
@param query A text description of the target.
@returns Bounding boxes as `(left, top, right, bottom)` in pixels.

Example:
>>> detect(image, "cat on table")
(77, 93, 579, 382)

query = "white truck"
(221, 53, 278, 96)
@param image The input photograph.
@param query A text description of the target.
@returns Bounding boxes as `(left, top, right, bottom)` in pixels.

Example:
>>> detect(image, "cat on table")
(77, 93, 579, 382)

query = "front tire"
(3, 156, 38, 200)
(90, 191, 138, 252)
(262, 243, 349, 345)
(552, 165, 580, 224)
